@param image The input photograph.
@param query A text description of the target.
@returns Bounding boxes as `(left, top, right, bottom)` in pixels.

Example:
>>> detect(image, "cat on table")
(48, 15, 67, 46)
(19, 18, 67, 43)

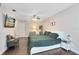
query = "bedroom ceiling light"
(32, 15, 40, 21)
(32, 18, 37, 21)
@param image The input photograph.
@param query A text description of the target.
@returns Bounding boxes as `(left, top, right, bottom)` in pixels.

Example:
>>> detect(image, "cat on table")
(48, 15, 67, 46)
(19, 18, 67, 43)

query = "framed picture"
(4, 14, 16, 28)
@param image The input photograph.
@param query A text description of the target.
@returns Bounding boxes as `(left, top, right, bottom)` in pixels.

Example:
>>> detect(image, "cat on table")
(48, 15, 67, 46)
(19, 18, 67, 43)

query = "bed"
(28, 32, 62, 55)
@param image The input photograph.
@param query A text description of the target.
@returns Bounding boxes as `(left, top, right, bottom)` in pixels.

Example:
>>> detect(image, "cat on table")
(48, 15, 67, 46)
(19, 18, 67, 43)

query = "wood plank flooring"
(3, 37, 77, 55)
(3, 37, 28, 55)
(33, 48, 77, 55)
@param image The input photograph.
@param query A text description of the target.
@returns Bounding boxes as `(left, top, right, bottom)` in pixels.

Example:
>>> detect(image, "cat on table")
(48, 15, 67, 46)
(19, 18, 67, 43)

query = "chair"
(6, 34, 19, 48)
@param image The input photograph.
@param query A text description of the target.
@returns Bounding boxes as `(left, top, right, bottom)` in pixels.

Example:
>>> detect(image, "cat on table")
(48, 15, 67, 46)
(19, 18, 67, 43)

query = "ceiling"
(1, 3, 74, 21)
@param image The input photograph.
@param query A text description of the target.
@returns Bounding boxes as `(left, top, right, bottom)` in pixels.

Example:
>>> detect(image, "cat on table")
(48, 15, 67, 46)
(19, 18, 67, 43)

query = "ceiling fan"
(33, 15, 40, 20)
(11, 9, 46, 21)
(32, 14, 40, 21)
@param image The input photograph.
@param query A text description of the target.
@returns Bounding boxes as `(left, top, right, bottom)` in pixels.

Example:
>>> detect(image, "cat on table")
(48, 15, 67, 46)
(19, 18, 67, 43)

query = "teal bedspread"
(28, 35, 61, 50)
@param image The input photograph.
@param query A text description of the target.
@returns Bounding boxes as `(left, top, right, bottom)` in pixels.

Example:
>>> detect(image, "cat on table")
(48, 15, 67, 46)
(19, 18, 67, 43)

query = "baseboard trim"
(0, 48, 7, 55)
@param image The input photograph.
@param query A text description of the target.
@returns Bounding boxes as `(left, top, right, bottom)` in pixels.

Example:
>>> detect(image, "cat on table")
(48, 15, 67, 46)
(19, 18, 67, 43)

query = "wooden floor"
(3, 37, 77, 55)
(3, 37, 28, 55)
(33, 48, 77, 55)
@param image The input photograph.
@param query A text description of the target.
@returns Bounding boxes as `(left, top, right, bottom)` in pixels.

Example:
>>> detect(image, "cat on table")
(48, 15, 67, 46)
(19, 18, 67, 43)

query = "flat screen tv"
(4, 14, 16, 28)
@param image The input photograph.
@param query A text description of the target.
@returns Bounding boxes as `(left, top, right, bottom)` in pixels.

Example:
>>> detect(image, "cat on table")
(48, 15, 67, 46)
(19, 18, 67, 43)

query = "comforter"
(28, 35, 61, 50)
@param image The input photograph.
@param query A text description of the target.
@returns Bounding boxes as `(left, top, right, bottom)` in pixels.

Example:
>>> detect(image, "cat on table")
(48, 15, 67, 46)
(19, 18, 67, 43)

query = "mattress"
(31, 44, 61, 54)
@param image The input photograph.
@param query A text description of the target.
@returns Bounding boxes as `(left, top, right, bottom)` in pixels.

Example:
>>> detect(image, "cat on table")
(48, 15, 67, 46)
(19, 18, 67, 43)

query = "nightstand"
(61, 39, 71, 54)
(60, 35, 71, 54)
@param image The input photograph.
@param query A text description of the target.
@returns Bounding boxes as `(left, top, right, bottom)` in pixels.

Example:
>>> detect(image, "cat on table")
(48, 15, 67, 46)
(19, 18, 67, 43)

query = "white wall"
(15, 20, 43, 37)
(25, 21, 42, 35)
(42, 18, 58, 32)
(25, 21, 32, 37)
(42, 4, 79, 54)
(0, 8, 14, 54)
(15, 21, 26, 37)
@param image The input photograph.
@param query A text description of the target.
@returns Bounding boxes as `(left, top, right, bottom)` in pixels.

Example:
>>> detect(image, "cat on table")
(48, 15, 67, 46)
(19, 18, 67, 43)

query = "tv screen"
(4, 14, 16, 28)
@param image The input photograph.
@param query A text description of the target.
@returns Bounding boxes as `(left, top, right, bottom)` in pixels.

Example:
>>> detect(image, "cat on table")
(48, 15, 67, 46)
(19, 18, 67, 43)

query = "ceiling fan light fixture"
(32, 18, 37, 21)
(32, 15, 40, 21)
(37, 16, 40, 19)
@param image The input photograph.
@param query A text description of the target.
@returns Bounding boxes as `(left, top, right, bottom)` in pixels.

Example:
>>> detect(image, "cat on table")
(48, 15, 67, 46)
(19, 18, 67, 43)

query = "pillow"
(44, 31, 48, 35)
(49, 33, 59, 39)
(45, 31, 51, 36)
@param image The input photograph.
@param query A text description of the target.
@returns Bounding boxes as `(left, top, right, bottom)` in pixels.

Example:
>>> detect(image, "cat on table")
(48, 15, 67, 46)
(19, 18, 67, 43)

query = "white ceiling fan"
(32, 14, 40, 21)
